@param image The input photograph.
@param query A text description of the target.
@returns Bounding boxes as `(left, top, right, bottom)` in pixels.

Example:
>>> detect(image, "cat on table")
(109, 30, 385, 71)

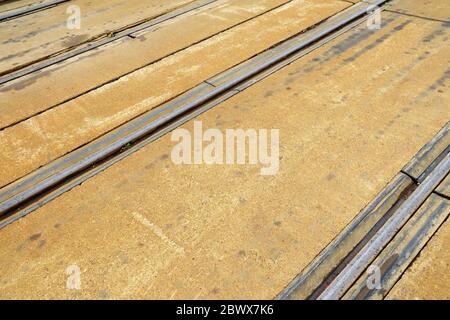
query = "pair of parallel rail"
(1, 0, 448, 299)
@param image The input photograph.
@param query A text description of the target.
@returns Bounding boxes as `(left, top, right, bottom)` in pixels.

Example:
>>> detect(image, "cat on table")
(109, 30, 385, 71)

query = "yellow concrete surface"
(347, 0, 450, 21)
(0, 0, 40, 13)
(436, 174, 450, 198)
(389, 0, 450, 21)
(387, 219, 450, 300)
(0, 12, 448, 299)
(0, 0, 348, 188)
(343, 193, 450, 300)
(0, 0, 194, 73)
(0, 0, 290, 129)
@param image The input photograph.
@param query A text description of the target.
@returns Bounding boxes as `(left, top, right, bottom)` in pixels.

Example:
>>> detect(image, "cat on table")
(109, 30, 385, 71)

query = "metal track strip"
(277, 122, 450, 300)
(0, 0, 218, 84)
(0, 0, 69, 22)
(343, 193, 450, 300)
(0, 88, 238, 229)
(318, 153, 450, 299)
(403, 122, 450, 183)
(0, 0, 391, 227)
(276, 173, 415, 300)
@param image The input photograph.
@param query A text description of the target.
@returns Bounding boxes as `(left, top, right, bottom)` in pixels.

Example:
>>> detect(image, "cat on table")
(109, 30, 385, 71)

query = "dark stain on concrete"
(3, 20, 67, 45)
(0, 46, 103, 93)
(343, 20, 413, 64)
(0, 68, 57, 92)
(422, 27, 446, 43)
(29, 233, 41, 241)
(98, 290, 110, 299)
(428, 68, 450, 91)
(211, 288, 220, 294)
(417, 67, 450, 100)
(145, 162, 155, 170)
(283, 15, 398, 80)
(0, 46, 36, 64)
(62, 34, 90, 48)
(264, 90, 273, 98)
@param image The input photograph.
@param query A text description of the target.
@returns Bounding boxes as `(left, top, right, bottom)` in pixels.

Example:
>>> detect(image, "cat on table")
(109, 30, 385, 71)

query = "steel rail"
(0, 0, 391, 219)
(276, 122, 450, 300)
(0, 90, 237, 229)
(0, 11, 370, 230)
(0, 0, 217, 85)
(318, 152, 450, 300)
(0, 0, 69, 22)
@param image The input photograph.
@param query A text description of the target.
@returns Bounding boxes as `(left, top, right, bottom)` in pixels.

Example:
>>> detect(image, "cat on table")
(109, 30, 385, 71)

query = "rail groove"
(0, 0, 218, 84)
(0, 0, 391, 228)
(0, 0, 69, 22)
(277, 122, 450, 300)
